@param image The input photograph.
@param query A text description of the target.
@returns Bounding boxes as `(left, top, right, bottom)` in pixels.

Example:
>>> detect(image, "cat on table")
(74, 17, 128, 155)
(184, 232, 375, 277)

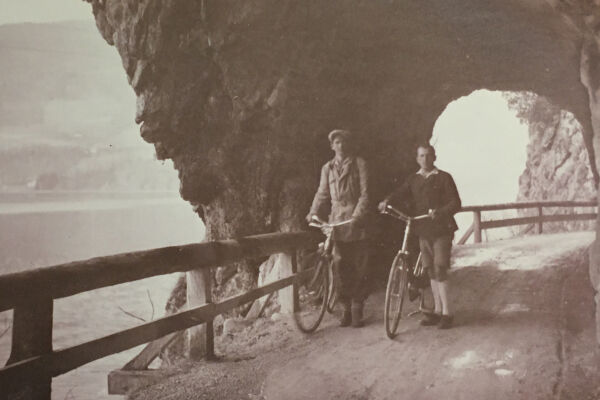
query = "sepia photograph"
(1, 0, 599, 399)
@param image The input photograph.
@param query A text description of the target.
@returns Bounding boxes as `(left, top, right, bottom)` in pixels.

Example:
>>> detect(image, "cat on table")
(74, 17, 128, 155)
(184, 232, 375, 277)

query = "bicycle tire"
(293, 255, 329, 333)
(384, 254, 409, 339)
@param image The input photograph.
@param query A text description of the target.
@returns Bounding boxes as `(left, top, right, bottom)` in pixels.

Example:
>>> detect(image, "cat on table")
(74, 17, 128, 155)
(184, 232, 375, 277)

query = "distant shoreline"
(0, 191, 187, 214)
(0, 190, 180, 199)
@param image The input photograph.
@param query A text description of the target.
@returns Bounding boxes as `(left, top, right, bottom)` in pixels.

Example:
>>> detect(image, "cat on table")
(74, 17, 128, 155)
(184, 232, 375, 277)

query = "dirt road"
(131, 232, 600, 400)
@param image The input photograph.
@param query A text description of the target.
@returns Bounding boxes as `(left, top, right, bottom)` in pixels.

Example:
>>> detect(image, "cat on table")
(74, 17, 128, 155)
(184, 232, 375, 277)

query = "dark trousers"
(332, 240, 370, 305)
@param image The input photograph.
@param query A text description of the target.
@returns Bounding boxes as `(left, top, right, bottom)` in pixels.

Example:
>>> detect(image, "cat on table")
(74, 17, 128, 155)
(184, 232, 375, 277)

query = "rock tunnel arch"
(432, 89, 596, 240)
(85, 0, 600, 342)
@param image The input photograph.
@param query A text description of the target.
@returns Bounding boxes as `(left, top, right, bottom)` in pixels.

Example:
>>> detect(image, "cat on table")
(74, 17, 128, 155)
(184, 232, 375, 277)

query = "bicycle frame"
(293, 217, 354, 333)
(382, 205, 429, 259)
(382, 205, 431, 315)
(308, 217, 353, 313)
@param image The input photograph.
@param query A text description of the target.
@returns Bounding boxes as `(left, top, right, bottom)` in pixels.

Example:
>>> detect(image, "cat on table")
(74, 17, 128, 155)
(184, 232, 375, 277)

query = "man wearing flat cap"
(306, 129, 371, 327)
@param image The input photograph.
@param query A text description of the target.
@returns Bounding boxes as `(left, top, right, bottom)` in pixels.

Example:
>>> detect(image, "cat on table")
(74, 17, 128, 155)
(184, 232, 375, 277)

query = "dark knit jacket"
(385, 169, 461, 239)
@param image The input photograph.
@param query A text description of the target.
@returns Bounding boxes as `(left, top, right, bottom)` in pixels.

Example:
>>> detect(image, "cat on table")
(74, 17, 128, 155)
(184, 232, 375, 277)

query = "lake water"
(0, 192, 205, 399)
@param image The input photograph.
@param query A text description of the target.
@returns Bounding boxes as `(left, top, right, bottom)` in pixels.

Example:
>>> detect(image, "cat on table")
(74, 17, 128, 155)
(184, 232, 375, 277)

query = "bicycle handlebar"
(308, 216, 354, 229)
(382, 205, 430, 222)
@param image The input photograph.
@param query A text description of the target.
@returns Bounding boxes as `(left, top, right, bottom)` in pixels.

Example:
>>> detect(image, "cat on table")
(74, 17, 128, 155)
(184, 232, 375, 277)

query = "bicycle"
(381, 204, 432, 339)
(293, 216, 352, 333)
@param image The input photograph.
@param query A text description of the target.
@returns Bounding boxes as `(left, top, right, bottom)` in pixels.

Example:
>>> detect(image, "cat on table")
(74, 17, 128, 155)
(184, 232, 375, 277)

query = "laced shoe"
(340, 309, 352, 327)
(351, 302, 364, 328)
(420, 312, 441, 326)
(438, 315, 454, 329)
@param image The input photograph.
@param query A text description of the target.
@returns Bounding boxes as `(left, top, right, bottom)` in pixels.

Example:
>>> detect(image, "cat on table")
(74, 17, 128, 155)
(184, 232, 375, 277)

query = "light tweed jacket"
(309, 156, 370, 242)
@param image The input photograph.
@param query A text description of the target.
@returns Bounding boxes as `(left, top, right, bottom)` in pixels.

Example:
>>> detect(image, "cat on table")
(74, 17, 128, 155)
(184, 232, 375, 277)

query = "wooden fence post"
(457, 223, 474, 245)
(473, 211, 482, 243)
(279, 253, 296, 314)
(537, 206, 543, 234)
(6, 297, 53, 399)
(291, 252, 299, 313)
(186, 268, 214, 360)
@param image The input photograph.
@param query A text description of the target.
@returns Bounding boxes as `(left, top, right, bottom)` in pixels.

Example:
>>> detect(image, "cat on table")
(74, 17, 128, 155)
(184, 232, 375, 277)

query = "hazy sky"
(433, 89, 529, 239)
(433, 90, 528, 205)
(0, 0, 93, 25)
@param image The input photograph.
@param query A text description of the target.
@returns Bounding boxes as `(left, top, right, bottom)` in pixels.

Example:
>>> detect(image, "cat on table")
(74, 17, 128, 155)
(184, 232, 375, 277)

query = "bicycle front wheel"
(293, 255, 329, 333)
(384, 254, 409, 339)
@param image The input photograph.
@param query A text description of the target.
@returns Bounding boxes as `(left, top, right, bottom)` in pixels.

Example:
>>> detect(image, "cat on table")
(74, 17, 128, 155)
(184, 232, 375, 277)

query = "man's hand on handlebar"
(307, 215, 358, 236)
(306, 215, 329, 235)
(377, 200, 388, 213)
(306, 214, 326, 225)
(307, 214, 327, 225)
(428, 209, 437, 219)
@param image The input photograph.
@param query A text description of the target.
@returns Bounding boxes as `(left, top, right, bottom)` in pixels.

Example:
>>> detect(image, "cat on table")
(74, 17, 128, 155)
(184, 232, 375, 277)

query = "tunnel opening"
(432, 89, 596, 243)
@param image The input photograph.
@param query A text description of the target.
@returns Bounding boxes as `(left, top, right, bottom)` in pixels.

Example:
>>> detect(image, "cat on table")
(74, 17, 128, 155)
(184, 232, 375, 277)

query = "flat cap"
(328, 129, 352, 143)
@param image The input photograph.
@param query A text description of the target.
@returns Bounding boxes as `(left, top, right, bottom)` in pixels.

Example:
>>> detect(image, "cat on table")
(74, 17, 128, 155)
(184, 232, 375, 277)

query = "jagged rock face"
(567, 0, 600, 345)
(517, 97, 597, 232)
(85, 0, 600, 337)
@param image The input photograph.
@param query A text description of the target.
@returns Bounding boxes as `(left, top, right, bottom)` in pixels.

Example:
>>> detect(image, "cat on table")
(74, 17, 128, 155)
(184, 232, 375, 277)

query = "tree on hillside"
(502, 91, 558, 126)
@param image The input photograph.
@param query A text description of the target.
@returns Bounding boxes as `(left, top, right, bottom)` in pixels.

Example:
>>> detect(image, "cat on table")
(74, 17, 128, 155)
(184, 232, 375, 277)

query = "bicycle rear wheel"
(384, 254, 409, 339)
(293, 255, 329, 333)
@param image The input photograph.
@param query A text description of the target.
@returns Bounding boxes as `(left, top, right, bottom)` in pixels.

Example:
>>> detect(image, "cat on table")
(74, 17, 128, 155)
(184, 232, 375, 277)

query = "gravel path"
(131, 232, 600, 400)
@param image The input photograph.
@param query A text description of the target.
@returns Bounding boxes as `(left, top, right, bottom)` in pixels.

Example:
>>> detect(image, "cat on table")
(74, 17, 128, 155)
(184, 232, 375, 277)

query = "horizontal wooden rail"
(457, 200, 597, 244)
(0, 231, 320, 312)
(480, 213, 597, 230)
(0, 262, 316, 394)
(0, 230, 321, 398)
(460, 200, 596, 212)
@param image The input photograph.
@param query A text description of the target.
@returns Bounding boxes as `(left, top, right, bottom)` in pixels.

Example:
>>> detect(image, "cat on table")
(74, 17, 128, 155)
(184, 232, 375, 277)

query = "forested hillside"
(0, 21, 177, 191)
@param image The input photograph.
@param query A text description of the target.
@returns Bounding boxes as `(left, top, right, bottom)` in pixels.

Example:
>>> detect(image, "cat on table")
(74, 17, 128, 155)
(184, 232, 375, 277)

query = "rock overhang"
(86, 0, 597, 214)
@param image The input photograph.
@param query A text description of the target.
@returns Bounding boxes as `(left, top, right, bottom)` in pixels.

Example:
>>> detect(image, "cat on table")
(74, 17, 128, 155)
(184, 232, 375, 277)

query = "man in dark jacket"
(378, 143, 461, 329)
(307, 129, 370, 327)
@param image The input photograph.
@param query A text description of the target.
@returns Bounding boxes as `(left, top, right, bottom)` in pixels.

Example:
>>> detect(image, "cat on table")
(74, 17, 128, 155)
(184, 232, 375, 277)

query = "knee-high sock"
(438, 280, 450, 315)
(430, 279, 441, 314)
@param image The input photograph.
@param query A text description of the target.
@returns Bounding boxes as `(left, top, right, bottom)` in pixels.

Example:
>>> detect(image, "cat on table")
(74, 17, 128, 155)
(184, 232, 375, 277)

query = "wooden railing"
(456, 200, 597, 245)
(0, 231, 320, 399)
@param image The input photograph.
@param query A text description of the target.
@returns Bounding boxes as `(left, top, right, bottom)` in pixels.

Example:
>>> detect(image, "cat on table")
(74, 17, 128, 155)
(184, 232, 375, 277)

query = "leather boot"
(340, 302, 352, 327)
(351, 301, 364, 328)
